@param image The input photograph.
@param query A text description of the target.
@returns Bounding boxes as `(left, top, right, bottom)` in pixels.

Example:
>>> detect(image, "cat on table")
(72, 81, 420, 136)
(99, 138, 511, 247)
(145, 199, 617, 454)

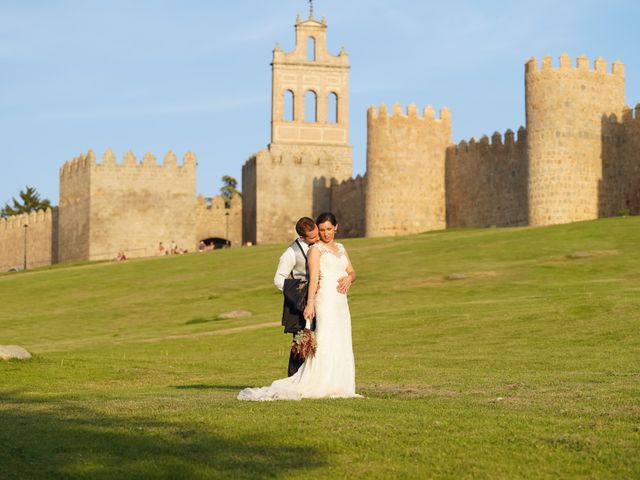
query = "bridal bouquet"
(291, 328, 317, 359)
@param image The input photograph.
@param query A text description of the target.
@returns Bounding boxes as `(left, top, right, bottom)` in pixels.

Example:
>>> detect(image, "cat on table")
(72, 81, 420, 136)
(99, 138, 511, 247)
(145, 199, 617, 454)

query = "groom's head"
(296, 217, 319, 245)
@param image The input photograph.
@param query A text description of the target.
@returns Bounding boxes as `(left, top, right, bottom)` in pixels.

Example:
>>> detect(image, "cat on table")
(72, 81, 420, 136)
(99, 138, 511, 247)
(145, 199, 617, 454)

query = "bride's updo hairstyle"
(316, 212, 337, 226)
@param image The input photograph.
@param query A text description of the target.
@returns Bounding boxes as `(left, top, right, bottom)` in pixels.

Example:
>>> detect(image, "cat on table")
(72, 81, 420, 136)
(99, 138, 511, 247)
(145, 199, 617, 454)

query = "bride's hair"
(316, 212, 337, 226)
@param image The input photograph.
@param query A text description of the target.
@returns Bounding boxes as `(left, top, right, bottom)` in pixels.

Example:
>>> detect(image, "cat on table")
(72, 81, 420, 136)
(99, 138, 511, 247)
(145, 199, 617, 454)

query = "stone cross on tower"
(309, 0, 314, 18)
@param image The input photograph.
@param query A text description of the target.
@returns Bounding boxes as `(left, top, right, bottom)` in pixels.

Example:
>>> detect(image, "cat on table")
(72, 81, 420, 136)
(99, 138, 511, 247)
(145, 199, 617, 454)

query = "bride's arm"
(303, 247, 320, 323)
(337, 248, 356, 294)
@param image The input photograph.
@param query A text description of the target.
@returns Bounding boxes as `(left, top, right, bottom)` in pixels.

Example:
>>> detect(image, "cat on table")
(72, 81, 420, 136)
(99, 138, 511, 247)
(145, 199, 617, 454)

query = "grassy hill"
(1, 217, 639, 479)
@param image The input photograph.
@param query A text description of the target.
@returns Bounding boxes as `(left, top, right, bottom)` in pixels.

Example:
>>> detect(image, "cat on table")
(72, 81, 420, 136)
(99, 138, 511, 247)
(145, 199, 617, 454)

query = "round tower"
(525, 54, 625, 226)
(365, 103, 451, 237)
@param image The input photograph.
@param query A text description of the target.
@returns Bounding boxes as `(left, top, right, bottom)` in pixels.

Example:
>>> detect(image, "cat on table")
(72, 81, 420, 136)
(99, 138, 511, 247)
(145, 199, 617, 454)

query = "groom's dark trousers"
(282, 298, 307, 377)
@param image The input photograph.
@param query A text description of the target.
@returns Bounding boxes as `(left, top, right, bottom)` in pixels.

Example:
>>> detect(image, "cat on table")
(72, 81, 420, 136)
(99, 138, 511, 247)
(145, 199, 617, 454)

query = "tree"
(1, 186, 51, 218)
(220, 175, 241, 207)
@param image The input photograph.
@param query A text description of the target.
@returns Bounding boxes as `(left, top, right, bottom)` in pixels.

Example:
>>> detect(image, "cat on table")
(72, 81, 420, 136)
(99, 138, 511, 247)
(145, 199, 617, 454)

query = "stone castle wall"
(330, 174, 366, 238)
(365, 103, 451, 237)
(59, 149, 197, 261)
(620, 105, 640, 213)
(446, 128, 528, 228)
(0, 209, 55, 271)
(525, 54, 626, 226)
(195, 194, 242, 246)
(243, 144, 352, 245)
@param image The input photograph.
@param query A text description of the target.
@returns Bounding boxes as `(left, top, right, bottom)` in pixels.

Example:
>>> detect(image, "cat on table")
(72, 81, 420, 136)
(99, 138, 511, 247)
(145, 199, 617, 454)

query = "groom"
(274, 217, 319, 376)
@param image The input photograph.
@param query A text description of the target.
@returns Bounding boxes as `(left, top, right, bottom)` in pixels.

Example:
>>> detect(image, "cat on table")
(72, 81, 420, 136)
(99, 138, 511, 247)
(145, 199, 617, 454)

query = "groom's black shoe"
(288, 347, 304, 377)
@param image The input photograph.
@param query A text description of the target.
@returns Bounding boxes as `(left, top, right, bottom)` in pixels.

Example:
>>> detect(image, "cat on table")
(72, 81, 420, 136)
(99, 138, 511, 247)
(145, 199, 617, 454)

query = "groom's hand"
(337, 276, 351, 294)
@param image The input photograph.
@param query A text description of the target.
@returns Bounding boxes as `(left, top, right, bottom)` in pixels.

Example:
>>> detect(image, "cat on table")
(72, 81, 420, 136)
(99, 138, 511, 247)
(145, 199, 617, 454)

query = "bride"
(238, 212, 361, 401)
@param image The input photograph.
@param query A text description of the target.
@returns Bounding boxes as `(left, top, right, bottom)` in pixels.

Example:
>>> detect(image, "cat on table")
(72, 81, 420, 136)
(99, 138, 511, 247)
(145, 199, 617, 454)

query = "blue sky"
(2, 0, 639, 205)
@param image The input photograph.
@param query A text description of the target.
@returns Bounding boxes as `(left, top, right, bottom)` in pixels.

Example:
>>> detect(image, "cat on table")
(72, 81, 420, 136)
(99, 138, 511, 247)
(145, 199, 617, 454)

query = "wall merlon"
(612, 59, 624, 75)
(164, 150, 178, 167)
(142, 152, 157, 166)
(123, 150, 137, 166)
(505, 129, 515, 144)
(439, 107, 451, 123)
(491, 131, 502, 145)
(424, 105, 435, 119)
(517, 126, 527, 142)
(102, 148, 117, 165)
(595, 56, 607, 73)
(183, 151, 197, 167)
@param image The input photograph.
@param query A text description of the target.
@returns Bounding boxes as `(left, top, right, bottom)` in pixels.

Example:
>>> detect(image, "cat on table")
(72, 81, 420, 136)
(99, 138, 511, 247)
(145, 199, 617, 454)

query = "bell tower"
(242, 7, 353, 245)
(270, 11, 351, 148)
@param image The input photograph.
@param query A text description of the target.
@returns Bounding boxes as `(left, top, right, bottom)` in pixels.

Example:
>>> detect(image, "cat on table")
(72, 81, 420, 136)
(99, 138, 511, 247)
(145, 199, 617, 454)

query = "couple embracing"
(238, 212, 362, 401)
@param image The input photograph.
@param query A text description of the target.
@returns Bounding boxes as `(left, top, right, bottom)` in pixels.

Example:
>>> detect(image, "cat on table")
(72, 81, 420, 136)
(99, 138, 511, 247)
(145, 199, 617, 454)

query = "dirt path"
(31, 321, 280, 353)
(139, 321, 280, 343)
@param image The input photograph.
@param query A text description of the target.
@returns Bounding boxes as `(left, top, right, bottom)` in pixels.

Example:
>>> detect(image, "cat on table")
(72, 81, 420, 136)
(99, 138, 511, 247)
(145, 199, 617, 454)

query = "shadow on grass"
(0, 392, 326, 479)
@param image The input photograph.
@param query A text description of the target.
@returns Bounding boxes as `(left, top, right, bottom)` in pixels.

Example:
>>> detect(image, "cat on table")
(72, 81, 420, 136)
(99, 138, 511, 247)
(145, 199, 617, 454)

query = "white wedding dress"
(238, 242, 361, 401)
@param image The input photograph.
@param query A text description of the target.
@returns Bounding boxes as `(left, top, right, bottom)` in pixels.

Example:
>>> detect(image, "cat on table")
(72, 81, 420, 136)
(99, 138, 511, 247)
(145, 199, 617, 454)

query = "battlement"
(60, 149, 197, 177)
(368, 103, 451, 125)
(333, 173, 366, 189)
(452, 127, 527, 153)
(196, 193, 242, 210)
(621, 104, 640, 122)
(0, 208, 53, 231)
(526, 54, 624, 76)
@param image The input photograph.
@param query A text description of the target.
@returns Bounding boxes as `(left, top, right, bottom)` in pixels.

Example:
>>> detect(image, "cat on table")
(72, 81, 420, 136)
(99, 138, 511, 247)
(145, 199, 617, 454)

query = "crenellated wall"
(602, 103, 640, 215)
(525, 54, 626, 226)
(59, 148, 197, 261)
(195, 193, 242, 246)
(242, 144, 352, 245)
(330, 174, 366, 238)
(446, 128, 528, 228)
(0, 208, 55, 271)
(365, 103, 451, 237)
(622, 105, 640, 213)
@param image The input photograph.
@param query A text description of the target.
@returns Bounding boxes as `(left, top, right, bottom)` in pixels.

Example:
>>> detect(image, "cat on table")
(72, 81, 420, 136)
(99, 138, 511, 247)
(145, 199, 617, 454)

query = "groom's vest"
(282, 239, 310, 333)
(290, 239, 309, 281)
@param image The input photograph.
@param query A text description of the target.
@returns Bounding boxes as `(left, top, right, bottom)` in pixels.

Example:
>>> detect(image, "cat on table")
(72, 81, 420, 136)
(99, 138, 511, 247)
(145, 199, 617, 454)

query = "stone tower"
(525, 54, 625, 226)
(242, 11, 353, 245)
(365, 103, 451, 237)
(58, 149, 197, 262)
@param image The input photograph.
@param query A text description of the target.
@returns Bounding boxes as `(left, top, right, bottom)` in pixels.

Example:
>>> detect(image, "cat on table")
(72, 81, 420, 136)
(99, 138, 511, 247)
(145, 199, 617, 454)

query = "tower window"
(307, 37, 316, 61)
(305, 90, 317, 122)
(328, 92, 338, 123)
(284, 90, 294, 121)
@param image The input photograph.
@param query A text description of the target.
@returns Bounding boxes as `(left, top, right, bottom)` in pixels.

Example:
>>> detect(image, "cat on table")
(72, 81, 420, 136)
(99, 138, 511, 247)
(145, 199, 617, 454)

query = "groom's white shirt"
(274, 238, 310, 291)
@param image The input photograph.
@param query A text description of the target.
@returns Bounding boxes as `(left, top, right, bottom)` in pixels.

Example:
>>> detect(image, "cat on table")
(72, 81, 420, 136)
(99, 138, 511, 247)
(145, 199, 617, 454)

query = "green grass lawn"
(1, 217, 639, 479)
